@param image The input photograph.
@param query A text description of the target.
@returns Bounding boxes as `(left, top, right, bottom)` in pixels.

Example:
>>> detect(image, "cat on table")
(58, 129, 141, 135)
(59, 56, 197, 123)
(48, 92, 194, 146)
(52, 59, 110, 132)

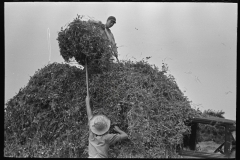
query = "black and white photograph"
(5, 2, 236, 158)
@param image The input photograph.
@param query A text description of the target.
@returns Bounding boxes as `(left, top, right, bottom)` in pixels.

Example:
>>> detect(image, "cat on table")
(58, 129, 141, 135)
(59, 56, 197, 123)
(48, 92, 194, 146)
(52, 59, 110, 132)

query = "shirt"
(88, 130, 122, 158)
(104, 28, 116, 47)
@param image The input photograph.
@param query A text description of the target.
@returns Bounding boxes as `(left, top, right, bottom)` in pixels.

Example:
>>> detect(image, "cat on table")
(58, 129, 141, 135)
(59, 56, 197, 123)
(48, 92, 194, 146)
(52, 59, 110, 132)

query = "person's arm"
(110, 34, 119, 61)
(106, 126, 128, 146)
(86, 95, 93, 123)
(110, 33, 117, 51)
(113, 126, 128, 140)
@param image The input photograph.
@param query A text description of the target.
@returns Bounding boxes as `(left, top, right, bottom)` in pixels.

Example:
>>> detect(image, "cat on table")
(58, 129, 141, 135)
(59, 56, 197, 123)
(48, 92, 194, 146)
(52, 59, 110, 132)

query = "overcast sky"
(5, 2, 237, 120)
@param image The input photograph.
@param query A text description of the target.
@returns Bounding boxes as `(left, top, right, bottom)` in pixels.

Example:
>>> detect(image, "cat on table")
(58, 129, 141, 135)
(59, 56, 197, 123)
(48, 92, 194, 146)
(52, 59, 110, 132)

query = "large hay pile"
(4, 60, 202, 158)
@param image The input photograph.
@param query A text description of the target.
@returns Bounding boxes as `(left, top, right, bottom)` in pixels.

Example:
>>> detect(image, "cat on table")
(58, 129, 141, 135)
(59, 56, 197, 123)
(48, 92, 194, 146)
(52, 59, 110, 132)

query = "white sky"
(5, 2, 237, 120)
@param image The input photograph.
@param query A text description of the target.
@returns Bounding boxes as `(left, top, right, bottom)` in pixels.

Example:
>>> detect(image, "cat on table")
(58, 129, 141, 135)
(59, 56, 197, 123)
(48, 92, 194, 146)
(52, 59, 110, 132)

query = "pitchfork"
(85, 57, 89, 97)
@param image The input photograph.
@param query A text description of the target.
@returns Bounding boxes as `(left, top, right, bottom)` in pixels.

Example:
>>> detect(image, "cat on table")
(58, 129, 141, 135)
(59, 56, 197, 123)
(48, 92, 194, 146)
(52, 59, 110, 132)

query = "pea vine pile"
(5, 60, 202, 158)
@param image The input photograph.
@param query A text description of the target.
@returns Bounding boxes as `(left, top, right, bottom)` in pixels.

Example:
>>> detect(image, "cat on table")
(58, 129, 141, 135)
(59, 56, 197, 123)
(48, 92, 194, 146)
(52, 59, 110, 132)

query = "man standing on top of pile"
(89, 16, 119, 62)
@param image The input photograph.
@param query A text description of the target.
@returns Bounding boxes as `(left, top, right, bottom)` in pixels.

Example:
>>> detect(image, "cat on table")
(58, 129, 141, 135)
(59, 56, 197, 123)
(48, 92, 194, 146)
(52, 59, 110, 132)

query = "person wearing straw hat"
(88, 16, 119, 62)
(85, 95, 128, 158)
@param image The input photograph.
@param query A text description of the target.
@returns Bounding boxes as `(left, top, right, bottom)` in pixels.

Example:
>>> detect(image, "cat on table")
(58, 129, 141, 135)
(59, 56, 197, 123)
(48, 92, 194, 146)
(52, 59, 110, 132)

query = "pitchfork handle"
(85, 58, 89, 97)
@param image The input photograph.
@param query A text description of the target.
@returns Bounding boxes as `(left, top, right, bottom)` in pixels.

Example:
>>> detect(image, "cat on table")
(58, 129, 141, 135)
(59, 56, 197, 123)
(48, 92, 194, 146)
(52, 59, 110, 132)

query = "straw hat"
(90, 115, 111, 135)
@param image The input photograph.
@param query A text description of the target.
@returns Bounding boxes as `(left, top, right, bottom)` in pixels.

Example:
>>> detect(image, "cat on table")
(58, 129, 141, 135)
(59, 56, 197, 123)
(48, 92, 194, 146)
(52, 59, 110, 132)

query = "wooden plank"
(179, 150, 227, 158)
(191, 117, 236, 126)
(189, 123, 198, 150)
(224, 125, 231, 155)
